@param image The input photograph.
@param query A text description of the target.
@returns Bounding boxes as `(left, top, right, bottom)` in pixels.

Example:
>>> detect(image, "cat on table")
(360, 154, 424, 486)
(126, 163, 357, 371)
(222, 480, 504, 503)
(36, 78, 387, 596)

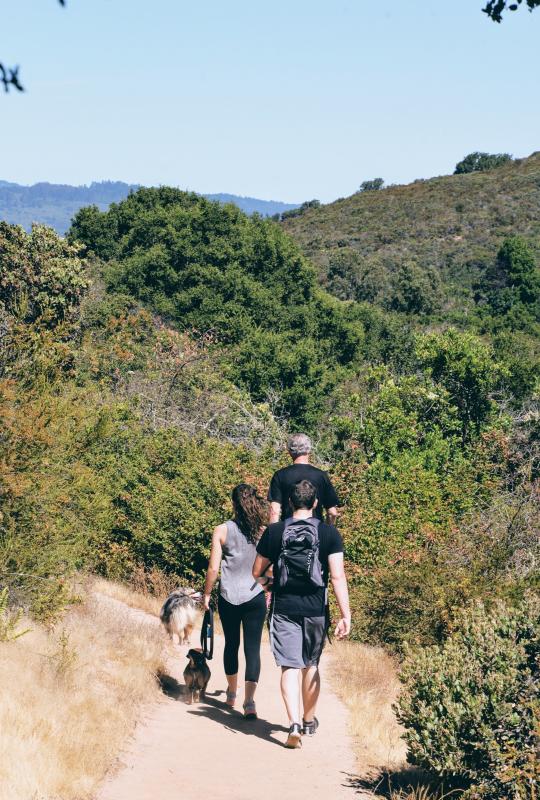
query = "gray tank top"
(220, 520, 263, 606)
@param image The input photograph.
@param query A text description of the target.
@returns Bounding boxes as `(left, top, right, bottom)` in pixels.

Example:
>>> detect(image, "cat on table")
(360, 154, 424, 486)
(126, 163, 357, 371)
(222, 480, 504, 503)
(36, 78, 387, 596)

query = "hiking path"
(95, 594, 370, 800)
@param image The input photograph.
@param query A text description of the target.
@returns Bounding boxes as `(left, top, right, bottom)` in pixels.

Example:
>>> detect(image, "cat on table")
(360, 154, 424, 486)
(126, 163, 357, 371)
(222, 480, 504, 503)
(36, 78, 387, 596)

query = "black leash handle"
(200, 605, 214, 660)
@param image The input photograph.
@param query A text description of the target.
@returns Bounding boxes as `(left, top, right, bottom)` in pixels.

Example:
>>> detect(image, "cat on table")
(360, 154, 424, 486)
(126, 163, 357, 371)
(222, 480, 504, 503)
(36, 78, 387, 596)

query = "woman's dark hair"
(232, 483, 269, 544)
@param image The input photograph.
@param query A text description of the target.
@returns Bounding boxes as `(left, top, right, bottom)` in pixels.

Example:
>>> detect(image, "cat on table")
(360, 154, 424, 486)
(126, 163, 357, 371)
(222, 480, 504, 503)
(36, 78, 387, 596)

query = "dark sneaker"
(302, 717, 319, 736)
(285, 722, 303, 748)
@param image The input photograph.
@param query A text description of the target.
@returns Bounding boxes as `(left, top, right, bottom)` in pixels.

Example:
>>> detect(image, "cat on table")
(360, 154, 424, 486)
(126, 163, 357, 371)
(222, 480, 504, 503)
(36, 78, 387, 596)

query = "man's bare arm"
(269, 501, 281, 524)
(328, 551, 351, 638)
(252, 553, 273, 587)
(326, 506, 339, 526)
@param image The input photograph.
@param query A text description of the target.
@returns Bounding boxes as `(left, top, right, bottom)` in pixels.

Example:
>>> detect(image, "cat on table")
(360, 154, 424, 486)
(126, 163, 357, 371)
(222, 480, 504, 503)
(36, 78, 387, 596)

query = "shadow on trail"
(157, 670, 185, 700)
(187, 695, 289, 748)
(343, 767, 462, 798)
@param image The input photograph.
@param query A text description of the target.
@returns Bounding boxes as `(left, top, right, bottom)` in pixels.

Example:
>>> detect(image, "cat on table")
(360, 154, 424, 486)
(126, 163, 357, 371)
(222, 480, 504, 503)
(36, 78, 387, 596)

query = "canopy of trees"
(359, 178, 384, 192)
(454, 151, 513, 174)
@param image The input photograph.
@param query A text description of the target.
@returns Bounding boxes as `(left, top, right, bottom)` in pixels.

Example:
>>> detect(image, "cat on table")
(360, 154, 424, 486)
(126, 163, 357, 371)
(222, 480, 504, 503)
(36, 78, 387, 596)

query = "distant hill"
(282, 152, 540, 312)
(0, 180, 300, 235)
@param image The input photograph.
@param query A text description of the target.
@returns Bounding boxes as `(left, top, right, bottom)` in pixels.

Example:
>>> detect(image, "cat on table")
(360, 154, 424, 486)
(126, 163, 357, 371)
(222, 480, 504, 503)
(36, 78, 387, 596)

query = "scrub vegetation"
(0, 590, 164, 800)
(0, 158, 538, 796)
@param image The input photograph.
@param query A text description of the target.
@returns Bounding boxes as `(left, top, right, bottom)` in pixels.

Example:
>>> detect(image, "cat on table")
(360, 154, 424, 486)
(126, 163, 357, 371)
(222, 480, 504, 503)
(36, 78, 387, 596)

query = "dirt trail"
(96, 596, 367, 800)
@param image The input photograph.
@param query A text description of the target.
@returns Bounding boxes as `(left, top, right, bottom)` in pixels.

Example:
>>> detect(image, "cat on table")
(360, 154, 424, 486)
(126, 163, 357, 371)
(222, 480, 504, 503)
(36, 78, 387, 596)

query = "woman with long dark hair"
(203, 483, 269, 719)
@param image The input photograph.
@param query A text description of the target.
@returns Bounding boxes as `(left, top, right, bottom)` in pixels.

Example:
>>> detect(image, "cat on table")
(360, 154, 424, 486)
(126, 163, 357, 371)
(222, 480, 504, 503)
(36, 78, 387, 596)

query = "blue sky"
(2, 0, 539, 202)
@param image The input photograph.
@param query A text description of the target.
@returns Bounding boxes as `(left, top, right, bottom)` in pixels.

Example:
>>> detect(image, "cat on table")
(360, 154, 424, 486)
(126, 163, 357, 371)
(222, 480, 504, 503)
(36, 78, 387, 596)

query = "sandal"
(243, 700, 257, 719)
(225, 690, 237, 709)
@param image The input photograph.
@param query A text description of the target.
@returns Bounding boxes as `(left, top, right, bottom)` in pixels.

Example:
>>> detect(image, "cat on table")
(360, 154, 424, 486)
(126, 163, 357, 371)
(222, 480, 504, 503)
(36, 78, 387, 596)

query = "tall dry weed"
(330, 640, 407, 775)
(93, 569, 181, 617)
(0, 592, 164, 800)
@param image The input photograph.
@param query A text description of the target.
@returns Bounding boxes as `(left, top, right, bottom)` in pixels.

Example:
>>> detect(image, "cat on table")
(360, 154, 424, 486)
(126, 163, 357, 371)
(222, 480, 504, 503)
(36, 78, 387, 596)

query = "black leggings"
(218, 592, 266, 682)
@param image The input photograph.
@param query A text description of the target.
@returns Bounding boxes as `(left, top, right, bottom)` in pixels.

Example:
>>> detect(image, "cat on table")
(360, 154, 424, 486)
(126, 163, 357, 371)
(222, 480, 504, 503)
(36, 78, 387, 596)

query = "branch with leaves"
(484, 0, 540, 21)
(2, 0, 65, 93)
(0, 63, 23, 93)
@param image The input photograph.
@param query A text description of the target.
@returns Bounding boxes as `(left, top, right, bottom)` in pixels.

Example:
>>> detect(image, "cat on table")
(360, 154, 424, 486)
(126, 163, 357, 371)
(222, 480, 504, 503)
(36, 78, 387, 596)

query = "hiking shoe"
(285, 722, 303, 748)
(302, 717, 319, 736)
(243, 700, 257, 720)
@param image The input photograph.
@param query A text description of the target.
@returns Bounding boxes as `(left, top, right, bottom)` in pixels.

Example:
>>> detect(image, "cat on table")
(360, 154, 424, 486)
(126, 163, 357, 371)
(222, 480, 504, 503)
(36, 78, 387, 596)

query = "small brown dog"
(183, 648, 211, 704)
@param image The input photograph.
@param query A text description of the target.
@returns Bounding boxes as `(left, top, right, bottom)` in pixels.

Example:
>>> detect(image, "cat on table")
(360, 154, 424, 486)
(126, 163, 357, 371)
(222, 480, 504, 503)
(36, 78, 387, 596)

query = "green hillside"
(283, 151, 540, 315)
(2, 183, 538, 795)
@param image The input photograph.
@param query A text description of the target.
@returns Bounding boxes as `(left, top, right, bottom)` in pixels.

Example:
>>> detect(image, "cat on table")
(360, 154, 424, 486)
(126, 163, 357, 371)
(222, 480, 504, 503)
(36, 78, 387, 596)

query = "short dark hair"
(290, 479, 317, 510)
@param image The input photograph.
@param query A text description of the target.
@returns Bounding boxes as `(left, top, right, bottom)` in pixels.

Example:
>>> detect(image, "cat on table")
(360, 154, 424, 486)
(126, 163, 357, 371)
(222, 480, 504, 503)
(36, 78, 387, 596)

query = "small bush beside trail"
(397, 597, 540, 799)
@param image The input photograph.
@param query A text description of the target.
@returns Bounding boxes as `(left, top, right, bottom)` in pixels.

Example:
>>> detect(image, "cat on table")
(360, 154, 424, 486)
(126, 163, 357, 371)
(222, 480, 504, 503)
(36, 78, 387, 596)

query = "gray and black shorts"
(269, 612, 327, 669)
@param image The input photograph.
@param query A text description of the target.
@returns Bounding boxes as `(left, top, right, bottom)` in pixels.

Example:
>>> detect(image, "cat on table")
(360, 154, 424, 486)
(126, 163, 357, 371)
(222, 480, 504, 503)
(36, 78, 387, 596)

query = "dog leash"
(200, 605, 214, 660)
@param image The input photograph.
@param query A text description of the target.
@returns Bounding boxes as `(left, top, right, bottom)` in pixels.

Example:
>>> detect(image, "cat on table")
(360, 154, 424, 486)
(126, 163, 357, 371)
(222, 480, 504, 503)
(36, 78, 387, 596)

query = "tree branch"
(484, 0, 540, 22)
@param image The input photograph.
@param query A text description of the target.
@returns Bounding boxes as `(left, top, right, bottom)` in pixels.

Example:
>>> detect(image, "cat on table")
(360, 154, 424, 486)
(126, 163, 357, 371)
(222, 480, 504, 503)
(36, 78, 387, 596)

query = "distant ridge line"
(0, 179, 301, 234)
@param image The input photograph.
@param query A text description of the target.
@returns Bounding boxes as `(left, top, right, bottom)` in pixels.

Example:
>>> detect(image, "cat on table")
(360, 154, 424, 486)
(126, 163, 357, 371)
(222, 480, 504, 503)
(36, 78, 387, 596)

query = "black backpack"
(276, 517, 324, 592)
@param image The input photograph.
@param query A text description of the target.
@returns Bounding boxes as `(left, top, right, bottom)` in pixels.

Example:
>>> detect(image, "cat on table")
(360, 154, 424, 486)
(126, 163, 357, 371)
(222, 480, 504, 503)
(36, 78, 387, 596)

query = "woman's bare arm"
(203, 523, 227, 609)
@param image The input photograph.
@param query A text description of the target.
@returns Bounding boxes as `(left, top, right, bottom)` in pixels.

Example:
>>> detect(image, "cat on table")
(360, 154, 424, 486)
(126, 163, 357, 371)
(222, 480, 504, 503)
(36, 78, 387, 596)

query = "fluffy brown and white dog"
(160, 588, 200, 645)
(183, 648, 211, 704)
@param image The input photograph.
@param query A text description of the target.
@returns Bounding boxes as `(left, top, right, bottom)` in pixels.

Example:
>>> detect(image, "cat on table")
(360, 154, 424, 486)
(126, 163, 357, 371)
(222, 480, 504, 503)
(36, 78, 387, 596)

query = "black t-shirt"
(256, 519, 344, 616)
(268, 464, 340, 522)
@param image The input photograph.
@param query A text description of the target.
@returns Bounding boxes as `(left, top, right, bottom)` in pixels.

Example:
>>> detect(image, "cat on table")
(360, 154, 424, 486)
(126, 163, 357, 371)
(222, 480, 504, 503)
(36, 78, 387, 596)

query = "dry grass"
(92, 566, 191, 618)
(0, 591, 165, 800)
(93, 574, 212, 636)
(330, 640, 408, 776)
(93, 575, 165, 617)
(387, 789, 458, 800)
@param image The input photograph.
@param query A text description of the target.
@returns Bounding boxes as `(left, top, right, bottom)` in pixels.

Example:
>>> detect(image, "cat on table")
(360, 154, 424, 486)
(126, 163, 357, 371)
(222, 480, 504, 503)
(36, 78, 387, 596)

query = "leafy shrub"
(0, 588, 29, 641)
(454, 152, 512, 175)
(359, 178, 385, 192)
(280, 199, 321, 220)
(397, 597, 539, 799)
(0, 223, 87, 326)
(416, 329, 502, 440)
(388, 261, 442, 315)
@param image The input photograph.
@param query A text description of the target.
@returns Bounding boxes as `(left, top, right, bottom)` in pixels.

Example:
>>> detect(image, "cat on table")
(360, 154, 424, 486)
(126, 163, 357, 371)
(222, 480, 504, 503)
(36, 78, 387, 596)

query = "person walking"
(253, 479, 351, 748)
(268, 434, 340, 524)
(203, 484, 269, 719)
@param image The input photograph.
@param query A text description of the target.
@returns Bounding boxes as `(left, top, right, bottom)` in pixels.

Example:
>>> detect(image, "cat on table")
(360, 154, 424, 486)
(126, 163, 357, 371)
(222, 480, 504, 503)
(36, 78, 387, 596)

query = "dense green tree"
(495, 236, 540, 304)
(476, 236, 540, 329)
(492, 330, 540, 401)
(69, 187, 365, 426)
(388, 261, 441, 315)
(359, 178, 384, 192)
(416, 329, 501, 440)
(68, 204, 120, 260)
(454, 151, 512, 174)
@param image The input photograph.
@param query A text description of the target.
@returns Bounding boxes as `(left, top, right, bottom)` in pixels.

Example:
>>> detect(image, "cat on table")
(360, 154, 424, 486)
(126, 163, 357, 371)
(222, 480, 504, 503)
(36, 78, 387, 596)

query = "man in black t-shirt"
(268, 433, 340, 524)
(253, 479, 351, 749)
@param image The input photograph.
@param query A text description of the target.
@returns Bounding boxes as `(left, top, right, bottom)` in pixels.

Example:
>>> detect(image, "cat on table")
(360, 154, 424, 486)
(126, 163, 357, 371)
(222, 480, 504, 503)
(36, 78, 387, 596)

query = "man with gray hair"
(268, 434, 340, 524)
